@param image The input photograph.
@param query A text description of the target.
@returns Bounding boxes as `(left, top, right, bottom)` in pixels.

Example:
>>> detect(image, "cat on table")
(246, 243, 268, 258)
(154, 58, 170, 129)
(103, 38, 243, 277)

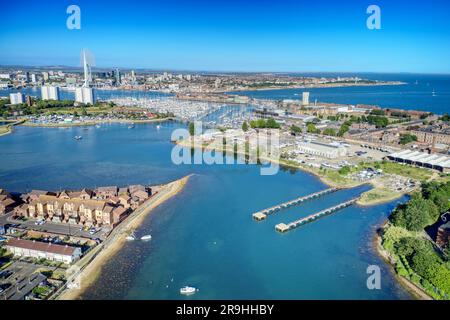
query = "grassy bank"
(378, 181, 450, 300)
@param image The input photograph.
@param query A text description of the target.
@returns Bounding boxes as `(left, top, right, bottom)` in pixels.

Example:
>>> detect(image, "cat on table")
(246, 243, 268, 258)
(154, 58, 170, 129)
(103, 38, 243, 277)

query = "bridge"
(275, 198, 359, 233)
(252, 187, 339, 221)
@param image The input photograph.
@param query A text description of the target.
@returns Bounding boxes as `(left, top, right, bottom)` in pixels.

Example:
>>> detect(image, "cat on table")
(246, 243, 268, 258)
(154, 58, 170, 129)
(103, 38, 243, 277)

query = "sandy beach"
(56, 174, 192, 300)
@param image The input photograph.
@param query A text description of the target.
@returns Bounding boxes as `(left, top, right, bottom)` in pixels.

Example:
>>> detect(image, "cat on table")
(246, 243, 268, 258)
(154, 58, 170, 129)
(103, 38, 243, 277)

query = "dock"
(275, 198, 359, 233)
(252, 187, 339, 221)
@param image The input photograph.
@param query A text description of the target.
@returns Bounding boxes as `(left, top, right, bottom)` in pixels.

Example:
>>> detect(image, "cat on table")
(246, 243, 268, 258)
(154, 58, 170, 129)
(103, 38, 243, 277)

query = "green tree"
(306, 123, 320, 134)
(188, 122, 195, 136)
(338, 123, 350, 137)
(391, 195, 439, 231)
(338, 166, 351, 175)
(242, 121, 249, 132)
(266, 118, 280, 129)
(399, 134, 418, 145)
(290, 125, 302, 135)
(323, 128, 337, 136)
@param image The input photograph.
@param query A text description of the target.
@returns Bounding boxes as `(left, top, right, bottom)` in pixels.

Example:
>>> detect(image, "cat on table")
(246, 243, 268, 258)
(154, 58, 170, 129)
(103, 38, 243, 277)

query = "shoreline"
(219, 81, 406, 93)
(373, 222, 433, 300)
(176, 139, 405, 207)
(0, 120, 26, 137)
(20, 117, 174, 128)
(56, 174, 192, 300)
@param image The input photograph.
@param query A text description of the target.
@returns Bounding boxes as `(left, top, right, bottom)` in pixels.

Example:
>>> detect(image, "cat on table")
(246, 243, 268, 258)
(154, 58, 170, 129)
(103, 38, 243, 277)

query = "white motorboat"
(141, 235, 152, 241)
(156, 125, 161, 130)
(180, 286, 198, 295)
(126, 235, 135, 241)
(74, 136, 82, 140)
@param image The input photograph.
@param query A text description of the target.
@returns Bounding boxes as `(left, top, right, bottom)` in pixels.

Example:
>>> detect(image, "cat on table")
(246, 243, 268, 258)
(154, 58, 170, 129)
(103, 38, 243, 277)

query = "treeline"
(391, 181, 450, 231)
(250, 118, 280, 129)
(382, 181, 450, 299)
(0, 98, 76, 117)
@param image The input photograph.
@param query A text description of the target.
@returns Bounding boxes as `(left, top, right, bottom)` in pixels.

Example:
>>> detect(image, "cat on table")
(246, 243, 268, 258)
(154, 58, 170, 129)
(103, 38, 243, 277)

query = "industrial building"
(297, 141, 348, 159)
(387, 150, 450, 173)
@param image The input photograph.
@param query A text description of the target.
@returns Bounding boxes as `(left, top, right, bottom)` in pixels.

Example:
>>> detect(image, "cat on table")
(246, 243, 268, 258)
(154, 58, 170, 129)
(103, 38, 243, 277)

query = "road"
(1, 212, 108, 241)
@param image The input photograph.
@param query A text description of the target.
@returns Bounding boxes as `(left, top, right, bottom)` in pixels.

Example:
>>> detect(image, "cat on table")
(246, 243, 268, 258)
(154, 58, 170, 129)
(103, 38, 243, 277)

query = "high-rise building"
(25, 72, 30, 83)
(31, 74, 37, 83)
(42, 72, 49, 81)
(10, 93, 24, 105)
(26, 95, 32, 107)
(75, 49, 96, 105)
(115, 68, 121, 86)
(41, 85, 60, 101)
(75, 87, 95, 105)
(302, 92, 310, 106)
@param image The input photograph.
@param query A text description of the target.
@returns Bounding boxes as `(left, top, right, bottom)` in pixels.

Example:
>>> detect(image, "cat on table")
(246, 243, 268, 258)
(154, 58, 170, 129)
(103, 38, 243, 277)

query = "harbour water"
(0, 87, 172, 101)
(231, 73, 450, 114)
(0, 123, 412, 299)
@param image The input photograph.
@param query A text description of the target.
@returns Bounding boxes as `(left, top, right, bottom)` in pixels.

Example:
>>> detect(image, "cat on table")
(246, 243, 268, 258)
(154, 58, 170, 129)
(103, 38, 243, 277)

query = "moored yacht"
(180, 286, 198, 295)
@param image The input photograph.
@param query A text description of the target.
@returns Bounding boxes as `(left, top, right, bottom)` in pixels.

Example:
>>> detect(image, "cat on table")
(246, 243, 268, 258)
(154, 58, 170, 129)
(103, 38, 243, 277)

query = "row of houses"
(5, 238, 82, 264)
(12, 185, 152, 228)
(0, 189, 17, 215)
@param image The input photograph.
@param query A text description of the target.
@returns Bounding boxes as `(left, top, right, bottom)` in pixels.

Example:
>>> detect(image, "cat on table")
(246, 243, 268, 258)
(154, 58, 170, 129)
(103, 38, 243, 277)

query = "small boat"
(141, 235, 152, 241)
(126, 235, 135, 241)
(95, 124, 101, 128)
(128, 124, 135, 129)
(156, 125, 161, 130)
(432, 89, 436, 97)
(74, 136, 82, 140)
(180, 286, 198, 295)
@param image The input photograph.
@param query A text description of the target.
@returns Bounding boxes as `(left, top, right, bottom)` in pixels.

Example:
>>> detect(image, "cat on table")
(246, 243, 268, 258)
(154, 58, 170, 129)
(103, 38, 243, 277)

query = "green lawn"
(378, 162, 434, 181)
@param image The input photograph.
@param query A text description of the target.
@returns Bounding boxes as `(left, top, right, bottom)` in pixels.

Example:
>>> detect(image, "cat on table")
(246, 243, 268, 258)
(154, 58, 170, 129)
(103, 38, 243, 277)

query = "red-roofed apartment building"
(6, 238, 82, 264)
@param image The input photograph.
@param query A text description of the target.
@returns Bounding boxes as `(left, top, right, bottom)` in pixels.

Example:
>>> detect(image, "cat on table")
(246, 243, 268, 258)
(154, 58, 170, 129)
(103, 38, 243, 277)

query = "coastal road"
(3, 214, 107, 241)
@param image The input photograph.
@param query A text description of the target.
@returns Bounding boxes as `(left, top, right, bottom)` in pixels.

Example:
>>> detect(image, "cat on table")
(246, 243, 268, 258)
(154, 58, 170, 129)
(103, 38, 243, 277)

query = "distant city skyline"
(1, 0, 450, 73)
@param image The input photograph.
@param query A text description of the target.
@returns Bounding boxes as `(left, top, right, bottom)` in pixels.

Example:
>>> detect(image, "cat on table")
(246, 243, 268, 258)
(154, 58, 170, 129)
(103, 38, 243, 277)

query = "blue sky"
(1, 0, 449, 73)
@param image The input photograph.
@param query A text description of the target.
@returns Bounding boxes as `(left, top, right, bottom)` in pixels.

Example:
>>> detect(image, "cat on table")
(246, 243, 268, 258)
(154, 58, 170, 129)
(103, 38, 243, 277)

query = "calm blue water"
(0, 123, 411, 299)
(0, 87, 172, 101)
(231, 73, 450, 114)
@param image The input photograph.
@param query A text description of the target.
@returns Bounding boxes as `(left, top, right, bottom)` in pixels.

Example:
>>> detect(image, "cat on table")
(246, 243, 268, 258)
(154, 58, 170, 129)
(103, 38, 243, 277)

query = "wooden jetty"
(275, 198, 359, 233)
(252, 188, 338, 221)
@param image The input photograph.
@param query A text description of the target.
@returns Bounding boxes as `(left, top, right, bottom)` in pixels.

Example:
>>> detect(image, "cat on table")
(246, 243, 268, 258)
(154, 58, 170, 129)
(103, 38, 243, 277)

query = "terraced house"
(24, 195, 128, 227)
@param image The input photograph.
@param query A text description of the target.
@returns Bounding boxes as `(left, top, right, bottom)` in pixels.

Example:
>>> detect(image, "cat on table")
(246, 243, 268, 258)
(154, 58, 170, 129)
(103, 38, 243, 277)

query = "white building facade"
(6, 238, 82, 264)
(9, 92, 24, 105)
(75, 87, 95, 105)
(41, 85, 60, 101)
